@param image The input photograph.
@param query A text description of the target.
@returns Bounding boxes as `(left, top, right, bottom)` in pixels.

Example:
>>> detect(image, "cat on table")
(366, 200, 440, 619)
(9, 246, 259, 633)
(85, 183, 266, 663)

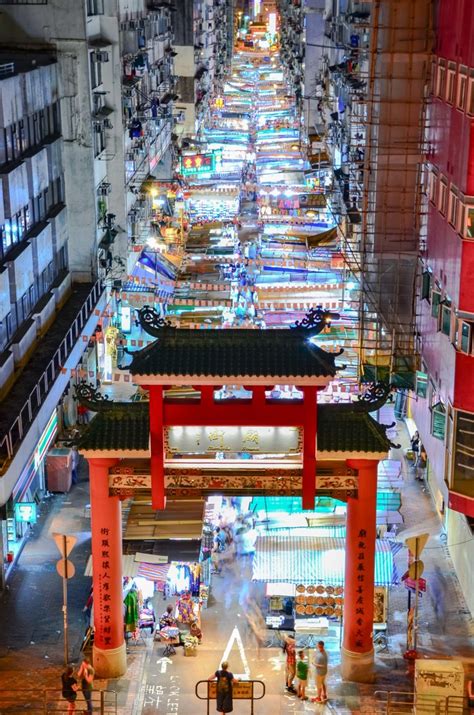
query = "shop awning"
(252, 535, 399, 587)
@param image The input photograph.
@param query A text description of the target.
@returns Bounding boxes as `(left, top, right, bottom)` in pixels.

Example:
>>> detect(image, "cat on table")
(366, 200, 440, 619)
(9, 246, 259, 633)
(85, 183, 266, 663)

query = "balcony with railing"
(0, 280, 104, 473)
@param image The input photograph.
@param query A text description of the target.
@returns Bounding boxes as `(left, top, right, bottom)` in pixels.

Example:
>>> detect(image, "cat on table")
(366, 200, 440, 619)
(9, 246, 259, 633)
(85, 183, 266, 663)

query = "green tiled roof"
(317, 404, 391, 453)
(129, 329, 338, 379)
(78, 403, 149, 452)
(78, 401, 390, 454)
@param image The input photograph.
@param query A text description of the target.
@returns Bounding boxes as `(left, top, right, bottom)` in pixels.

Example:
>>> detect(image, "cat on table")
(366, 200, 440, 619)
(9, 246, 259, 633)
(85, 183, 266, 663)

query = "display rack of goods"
(293, 585, 344, 618)
(183, 634, 199, 656)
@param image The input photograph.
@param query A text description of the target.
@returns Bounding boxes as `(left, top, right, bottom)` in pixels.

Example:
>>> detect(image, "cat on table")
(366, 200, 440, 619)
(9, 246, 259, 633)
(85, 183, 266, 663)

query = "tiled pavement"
(0, 418, 472, 714)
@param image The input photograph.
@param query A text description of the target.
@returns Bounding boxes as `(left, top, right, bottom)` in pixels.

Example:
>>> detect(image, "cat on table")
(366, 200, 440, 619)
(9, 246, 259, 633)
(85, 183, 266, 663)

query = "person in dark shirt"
(208, 661, 238, 714)
(61, 666, 78, 713)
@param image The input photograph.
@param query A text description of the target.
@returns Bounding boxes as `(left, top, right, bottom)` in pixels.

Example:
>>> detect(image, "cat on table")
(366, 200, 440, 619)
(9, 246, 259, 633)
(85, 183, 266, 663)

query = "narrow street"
(0, 5, 473, 715)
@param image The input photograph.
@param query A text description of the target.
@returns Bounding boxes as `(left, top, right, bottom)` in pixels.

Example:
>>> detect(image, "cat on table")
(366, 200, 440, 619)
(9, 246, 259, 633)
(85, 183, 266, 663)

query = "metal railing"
(374, 690, 470, 714)
(0, 688, 117, 713)
(0, 62, 15, 77)
(195, 680, 265, 715)
(0, 280, 104, 472)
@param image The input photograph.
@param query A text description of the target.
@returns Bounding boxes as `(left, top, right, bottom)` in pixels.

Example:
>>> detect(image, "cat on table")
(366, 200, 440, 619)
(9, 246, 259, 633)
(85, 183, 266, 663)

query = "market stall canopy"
(252, 535, 399, 587)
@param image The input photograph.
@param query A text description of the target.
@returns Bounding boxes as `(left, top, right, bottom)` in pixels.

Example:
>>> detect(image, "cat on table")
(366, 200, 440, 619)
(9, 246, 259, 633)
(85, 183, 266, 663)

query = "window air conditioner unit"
(104, 118, 113, 129)
(93, 51, 110, 63)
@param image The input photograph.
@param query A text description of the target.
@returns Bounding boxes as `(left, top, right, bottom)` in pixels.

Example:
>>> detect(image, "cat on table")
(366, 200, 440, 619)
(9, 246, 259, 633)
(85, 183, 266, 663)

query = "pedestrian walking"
(61, 666, 78, 714)
(283, 634, 296, 693)
(211, 527, 226, 574)
(208, 661, 239, 714)
(70, 446, 79, 485)
(296, 650, 308, 700)
(410, 430, 420, 457)
(311, 640, 328, 703)
(77, 656, 94, 714)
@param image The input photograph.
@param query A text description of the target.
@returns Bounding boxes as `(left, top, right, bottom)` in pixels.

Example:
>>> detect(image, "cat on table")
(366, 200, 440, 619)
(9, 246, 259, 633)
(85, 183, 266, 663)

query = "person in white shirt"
(311, 640, 328, 703)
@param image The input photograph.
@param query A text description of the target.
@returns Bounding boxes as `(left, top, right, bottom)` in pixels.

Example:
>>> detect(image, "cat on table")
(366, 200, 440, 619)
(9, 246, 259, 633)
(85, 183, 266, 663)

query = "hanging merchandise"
(176, 591, 195, 624)
(129, 119, 143, 139)
(123, 584, 139, 633)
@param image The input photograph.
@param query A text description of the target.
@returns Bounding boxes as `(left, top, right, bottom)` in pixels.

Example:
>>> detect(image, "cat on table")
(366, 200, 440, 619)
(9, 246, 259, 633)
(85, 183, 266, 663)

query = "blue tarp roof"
(252, 535, 400, 587)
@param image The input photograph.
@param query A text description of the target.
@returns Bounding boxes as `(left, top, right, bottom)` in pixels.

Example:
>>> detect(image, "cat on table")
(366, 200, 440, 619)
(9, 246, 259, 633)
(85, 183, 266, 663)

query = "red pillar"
(149, 385, 165, 510)
(87, 457, 126, 678)
(302, 386, 317, 509)
(342, 459, 378, 682)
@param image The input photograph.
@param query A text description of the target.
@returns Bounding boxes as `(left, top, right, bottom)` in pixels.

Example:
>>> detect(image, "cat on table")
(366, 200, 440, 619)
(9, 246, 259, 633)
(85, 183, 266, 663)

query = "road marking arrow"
(268, 655, 284, 672)
(157, 657, 173, 674)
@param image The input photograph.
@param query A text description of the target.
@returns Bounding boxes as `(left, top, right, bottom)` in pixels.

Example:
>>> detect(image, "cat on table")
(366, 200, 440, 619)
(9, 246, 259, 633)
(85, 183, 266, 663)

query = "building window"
(441, 301, 452, 336)
(431, 288, 442, 318)
(436, 59, 446, 98)
(431, 401, 447, 441)
(463, 205, 474, 238)
(415, 370, 428, 398)
(457, 66, 468, 110)
(446, 62, 456, 104)
(87, 0, 104, 15)
(468, 71, 474, 116)
(89, 51, 103, 89)
(457, 321, 473, 354)
(448, 189, 459, 229)
(430, 59, 437, 95)
(93, 123, 106, 157)
(438, 179, 448, 215)
(427, 169, 437, 204)
(421, 270, 432, 300)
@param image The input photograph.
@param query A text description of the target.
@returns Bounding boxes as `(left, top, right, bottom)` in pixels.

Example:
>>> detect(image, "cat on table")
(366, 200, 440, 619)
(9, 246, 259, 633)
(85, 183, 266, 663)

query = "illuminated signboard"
(180, 152, 215, 175)
(15, 502, 37, 524)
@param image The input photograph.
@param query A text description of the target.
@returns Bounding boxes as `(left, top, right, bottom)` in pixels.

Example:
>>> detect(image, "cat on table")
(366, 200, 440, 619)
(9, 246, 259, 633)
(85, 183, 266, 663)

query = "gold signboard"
(165, 426, 301, 456)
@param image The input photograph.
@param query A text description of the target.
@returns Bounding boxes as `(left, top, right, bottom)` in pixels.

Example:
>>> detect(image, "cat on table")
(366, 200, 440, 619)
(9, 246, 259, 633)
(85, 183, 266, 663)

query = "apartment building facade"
(413, 0, 474, 615)
(0, 48, 106, 586)
(0, 0, 176, 585)
(174, 0, 232, 138)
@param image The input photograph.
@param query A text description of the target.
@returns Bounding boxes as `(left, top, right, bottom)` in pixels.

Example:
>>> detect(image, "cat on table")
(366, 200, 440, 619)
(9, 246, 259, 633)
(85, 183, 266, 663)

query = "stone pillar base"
(93, 641, 127, 678)
(341, 646, 375, 683)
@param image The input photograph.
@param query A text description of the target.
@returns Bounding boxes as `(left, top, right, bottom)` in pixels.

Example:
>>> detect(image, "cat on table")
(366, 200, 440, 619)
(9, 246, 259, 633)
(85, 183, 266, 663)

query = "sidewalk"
(0, 460, 92, 683)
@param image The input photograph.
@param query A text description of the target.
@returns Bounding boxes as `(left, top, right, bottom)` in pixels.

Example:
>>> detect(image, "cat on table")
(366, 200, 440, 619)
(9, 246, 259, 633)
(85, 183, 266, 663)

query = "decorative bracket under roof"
(74, 381, 115, 412)
(291, 305, 341, 336)
(138, 306, 174, 337)
(351, 381, 392, 413)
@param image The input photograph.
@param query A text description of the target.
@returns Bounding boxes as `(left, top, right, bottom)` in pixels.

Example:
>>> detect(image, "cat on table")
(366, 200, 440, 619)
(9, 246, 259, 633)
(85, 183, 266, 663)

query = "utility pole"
(53, 533, 77, 666)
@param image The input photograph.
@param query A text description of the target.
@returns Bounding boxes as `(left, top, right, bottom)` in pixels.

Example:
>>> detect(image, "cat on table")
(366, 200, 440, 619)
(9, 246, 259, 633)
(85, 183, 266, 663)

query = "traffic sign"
(405, 533, 429, 557)
(53, 533, 77, 558)
(403, 576, 427, 593)
(408, 559, 424, 580)
(56, 559, 75, 579)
